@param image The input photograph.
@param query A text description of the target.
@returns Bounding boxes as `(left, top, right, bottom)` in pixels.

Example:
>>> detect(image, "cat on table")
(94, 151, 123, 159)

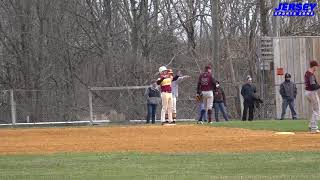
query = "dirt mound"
(0, 125, 319, 154)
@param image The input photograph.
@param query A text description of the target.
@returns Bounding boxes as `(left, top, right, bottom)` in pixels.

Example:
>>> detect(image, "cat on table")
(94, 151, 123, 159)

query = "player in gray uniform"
(171, 70, 190, 122)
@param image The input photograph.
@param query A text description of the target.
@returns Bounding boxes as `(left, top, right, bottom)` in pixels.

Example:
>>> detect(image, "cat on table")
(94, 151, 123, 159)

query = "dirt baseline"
(0, 125, 320, 154)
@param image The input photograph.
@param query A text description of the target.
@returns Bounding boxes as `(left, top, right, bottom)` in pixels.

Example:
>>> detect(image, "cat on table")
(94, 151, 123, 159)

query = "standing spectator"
(145, 81, 161, 124)
(197, 65, 216, 123)
(280, 73, 297, 120)
(171, 70, 190, 121)
(213, 81, 229, 122)
(157, 66, 174, 125)
(241, 75, 257, 121)
(304, 60, 320, 133)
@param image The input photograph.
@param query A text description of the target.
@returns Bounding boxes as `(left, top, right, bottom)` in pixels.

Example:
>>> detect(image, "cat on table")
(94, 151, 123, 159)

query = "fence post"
(10, 89, 16, 125)
(88, 88, 93, 125)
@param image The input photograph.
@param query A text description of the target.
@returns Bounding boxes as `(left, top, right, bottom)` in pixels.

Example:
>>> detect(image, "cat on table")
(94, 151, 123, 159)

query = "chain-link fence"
(0, 90, 11, 124)
(89, 86, 239, 122)
(0, 82, 277, 125)
(255, 84, 277, 119)
(0, 89, 90, 125)
(88, 83, 275, 123)
(89, 86, 155, 122)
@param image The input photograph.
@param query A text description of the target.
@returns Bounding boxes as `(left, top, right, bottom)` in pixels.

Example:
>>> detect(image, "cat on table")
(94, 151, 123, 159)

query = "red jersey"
(157, 74, 173, 93)
(197, 72, 216, 92)
(305, 70, 320, 91)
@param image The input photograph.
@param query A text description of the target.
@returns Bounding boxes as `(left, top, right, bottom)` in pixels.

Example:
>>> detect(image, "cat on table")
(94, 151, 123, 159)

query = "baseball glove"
(196, 94, 202, 102)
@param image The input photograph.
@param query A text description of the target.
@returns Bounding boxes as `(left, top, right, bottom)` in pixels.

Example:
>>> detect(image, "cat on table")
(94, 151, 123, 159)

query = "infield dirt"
(0, 125, 319, 154)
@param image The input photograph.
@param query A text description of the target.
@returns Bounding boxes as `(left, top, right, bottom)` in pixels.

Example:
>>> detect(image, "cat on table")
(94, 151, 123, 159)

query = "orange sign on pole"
(277, 68, 284, 75)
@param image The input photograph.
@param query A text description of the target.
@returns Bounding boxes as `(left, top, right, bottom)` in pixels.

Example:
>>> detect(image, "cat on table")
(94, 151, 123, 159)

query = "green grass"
(1, 152, 320, 180)
(0, 120, 310, 133)
(0, 121, 317, 179)
(209, 120, 310, 132)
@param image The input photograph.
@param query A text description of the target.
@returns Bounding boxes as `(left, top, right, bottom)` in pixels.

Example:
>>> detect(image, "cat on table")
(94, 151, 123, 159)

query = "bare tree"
(210, 0, 219, 78)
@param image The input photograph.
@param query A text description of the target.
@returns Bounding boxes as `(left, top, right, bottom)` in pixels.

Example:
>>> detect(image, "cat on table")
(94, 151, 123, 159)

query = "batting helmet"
(159, 66, 167, 73)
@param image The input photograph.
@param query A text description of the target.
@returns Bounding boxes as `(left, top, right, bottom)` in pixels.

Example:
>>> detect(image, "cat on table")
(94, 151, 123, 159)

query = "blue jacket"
(241, 83, 256, 102)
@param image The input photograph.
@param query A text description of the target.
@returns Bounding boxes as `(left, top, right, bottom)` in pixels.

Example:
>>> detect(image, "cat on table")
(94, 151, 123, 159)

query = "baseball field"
(1, 120, 320, 179)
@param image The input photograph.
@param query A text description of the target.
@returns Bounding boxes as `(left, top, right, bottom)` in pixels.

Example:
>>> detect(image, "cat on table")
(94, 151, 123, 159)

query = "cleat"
(162, 121, 169, 125)
(197, 121, 203, 124)
(166, 122, 176, 126)
(310, 130, 320, 134)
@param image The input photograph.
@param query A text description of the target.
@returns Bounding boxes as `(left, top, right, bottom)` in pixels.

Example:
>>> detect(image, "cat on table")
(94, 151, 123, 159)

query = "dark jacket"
(241, 83, 256, 102)
(213, 87, 226, 105)
(145, 86, 161, 104)
(280, 81, 297, 100)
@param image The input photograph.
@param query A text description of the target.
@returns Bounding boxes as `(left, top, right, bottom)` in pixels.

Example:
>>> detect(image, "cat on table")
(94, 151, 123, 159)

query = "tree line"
(0, 0, 319, 121)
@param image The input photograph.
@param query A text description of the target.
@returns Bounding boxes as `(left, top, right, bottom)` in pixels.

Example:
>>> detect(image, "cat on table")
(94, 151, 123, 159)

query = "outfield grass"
(209, 120, 310, 132)
(1, 152, 320, 180)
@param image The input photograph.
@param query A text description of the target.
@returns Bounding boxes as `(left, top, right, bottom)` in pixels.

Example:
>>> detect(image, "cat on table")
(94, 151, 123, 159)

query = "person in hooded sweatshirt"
(213, 81, 229, 122)
(145, 80, 161, 124)
(279, 73, 297, 120)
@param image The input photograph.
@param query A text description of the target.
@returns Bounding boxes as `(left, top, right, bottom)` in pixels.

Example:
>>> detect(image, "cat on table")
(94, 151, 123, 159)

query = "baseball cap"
(310, 60, 319, 68)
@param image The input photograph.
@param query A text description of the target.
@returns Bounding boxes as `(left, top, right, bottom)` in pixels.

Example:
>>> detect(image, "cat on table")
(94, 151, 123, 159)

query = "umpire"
(279, 73, 297, 120)
(241, 76, 256, 121)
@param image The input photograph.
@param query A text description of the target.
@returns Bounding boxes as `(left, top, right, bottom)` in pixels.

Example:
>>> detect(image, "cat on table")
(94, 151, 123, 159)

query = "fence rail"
(88, 83, 277, 123)
(0, 83, 279, 126)
(0, 89, 90, 125)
